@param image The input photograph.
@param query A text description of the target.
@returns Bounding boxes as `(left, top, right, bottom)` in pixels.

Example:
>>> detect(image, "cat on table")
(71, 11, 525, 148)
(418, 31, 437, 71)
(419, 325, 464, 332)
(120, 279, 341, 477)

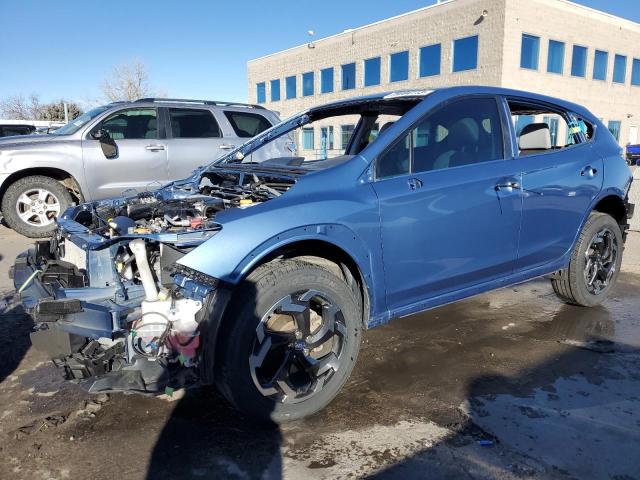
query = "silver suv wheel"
(15, 188, 61, 227)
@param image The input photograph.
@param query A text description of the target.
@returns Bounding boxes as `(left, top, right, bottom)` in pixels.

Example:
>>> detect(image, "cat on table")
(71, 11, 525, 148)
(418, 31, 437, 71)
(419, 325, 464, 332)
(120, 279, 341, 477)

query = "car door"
(82, 107, 168, 200)
(512, 110, 603, 270)
(371, 96, 522, 313)
(165, 107, 229, 179)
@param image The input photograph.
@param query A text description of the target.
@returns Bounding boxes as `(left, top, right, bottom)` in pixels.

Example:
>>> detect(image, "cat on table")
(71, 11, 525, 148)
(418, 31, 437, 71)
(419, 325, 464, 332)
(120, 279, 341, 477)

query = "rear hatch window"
(224, 111, 273, 138)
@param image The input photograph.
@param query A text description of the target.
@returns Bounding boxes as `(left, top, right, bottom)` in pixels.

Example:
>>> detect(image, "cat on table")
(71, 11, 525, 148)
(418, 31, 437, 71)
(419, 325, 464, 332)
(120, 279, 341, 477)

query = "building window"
(419, 43, 441, 77)
(342, 63, 356, 90)
(270, 79, 280, 102)
(632, 58, 640, 86)
(608, 120, 621, 141)
(515, 115, 535, 136)
(543, 115, 559, 146)
(256, 82, 266, 104)
(453, 35, 478, 72)
(285, 75, 296, 99)
(389, 51, 409, 82)
(301, 128, 314, 150)
(321, 67, 334, 94)
(593, 50, 608, 81)
(571, 45, 587, 77)
(547, 40, 565, 74)
(520, 34, 539, 70)
(302, 71, 314, 96)
(364, 57, 381, 87)
(613, 54, 627, 84)
(341, 124, 355, 149)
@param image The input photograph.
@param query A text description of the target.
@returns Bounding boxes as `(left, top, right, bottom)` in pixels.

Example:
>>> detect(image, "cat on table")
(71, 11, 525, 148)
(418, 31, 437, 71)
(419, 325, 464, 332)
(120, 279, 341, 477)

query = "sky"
(1, 0, 639, 107)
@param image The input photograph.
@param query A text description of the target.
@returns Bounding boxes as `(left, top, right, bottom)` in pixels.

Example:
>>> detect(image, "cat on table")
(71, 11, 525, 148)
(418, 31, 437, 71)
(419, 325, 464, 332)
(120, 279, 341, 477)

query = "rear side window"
(224, 111, 272, 138)
(169, 108, 221, 138)
(1, 126, 34, 136)
(507, 99, 584, 155)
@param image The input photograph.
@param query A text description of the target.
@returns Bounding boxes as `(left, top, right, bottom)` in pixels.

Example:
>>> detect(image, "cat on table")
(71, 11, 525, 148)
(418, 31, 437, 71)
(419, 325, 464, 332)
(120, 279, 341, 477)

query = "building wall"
(502, 0, 640, 146)
(248, 0, 507, 119)
(248, 0, 640, 148)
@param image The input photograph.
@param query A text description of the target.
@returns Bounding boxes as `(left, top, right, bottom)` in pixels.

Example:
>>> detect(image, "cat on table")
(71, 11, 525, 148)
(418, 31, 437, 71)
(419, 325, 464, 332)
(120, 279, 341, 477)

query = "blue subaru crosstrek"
(12, 86, 634, 422)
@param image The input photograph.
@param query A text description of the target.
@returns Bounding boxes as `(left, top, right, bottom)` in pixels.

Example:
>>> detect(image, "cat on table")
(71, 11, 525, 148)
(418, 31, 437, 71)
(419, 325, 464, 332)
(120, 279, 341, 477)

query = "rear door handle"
(581, 166, 598, 178)
(145, 145, 165, 152)
(219, 144, 237, 150)
(407, 178, 423, 191)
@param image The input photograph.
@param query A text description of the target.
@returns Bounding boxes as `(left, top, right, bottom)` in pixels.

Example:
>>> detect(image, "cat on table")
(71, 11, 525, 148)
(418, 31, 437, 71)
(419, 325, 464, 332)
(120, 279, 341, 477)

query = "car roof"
(119, 98, 266, 110)
(303, 86, 595, 121)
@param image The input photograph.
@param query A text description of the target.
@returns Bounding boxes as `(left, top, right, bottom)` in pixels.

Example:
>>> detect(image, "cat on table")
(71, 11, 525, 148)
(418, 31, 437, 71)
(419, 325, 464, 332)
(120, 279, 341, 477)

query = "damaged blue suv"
(12, 87, 634, 422)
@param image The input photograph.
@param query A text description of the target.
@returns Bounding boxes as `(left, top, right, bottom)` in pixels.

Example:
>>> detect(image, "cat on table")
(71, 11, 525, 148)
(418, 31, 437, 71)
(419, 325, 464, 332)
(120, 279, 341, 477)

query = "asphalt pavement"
(0, 223, 639, 479)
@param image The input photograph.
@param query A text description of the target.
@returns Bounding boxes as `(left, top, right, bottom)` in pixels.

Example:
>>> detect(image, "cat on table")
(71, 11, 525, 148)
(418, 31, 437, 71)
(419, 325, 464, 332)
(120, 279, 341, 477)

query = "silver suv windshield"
(51, 106, 111, 136)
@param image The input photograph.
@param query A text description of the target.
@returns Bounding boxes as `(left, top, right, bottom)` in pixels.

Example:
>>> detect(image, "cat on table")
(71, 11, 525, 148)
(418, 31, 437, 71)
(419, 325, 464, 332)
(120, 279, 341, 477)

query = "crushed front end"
(12, 170, 295, 394)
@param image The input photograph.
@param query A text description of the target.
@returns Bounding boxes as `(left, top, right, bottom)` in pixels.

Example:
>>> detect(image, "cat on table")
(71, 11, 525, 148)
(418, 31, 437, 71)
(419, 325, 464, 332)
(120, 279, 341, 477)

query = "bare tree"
(0, 94, 42, 120)
(100, 59, 161, 102)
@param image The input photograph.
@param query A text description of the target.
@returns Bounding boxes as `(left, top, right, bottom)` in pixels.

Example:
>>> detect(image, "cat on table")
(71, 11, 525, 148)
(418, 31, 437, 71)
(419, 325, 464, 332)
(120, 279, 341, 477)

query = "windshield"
(51, 105, 111, 135)
(213, 94, 426, 168)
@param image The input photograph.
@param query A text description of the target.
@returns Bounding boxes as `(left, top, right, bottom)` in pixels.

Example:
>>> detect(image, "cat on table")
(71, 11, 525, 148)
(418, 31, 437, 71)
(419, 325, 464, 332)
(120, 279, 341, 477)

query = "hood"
(0, 134, 66, 148)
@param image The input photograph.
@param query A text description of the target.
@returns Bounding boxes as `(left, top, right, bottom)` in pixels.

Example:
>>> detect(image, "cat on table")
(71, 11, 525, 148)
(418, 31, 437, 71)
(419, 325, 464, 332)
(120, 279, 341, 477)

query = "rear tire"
(551, 212, 623, 307)
(1, 175, 71, 238)
(215, 259, 361, 423)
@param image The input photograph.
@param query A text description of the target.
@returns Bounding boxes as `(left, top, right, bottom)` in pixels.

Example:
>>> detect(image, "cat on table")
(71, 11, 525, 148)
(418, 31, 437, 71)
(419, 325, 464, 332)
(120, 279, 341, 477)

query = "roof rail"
(134, 98, 265, 109)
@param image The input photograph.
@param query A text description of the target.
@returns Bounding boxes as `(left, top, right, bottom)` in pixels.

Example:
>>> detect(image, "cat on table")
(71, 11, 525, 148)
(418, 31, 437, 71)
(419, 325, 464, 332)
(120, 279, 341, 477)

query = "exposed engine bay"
(74, 171, 295, 236)
(19, 169, 296, 394)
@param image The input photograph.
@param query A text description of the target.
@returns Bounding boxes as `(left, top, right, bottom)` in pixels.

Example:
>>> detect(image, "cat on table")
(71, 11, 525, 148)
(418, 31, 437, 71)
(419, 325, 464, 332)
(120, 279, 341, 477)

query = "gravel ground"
(0, 223, 639, 479)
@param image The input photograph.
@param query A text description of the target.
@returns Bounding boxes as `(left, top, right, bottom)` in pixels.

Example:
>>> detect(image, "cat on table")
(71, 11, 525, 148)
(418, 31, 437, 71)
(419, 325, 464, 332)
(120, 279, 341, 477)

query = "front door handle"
(581, 166, 598, 178)
(407, 178, 423, 191)
(495, 181, 521, 192)
(219, 144, 237, 150)
(145, 145, 165, 152)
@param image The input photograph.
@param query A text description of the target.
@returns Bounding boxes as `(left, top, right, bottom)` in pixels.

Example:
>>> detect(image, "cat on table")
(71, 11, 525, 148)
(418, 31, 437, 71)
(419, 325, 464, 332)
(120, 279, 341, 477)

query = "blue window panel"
(608, 120, 621, 141)
(302, 71, 314, 96)
(571, 45, 587, 77)
(613, 54, 627, 84)
(419, 43, 441, 77)
(516, 115, 535, 136)
(547, 40, 565, 74)
(520, 34, 539, 70)
(270, 79, 280, 102)
(453, 35, 478, 72)
(285, 75, 297, 99)
(632, 59, 640, 86)
(389, 51, 409, 82)
(593, 50, 608, 81)
(320, 67, 334, 93)
(302, 128, 314, 150)
(364, 57, 381, 87)
(256, 82, 266, 104)
(342, 63, 356, 90)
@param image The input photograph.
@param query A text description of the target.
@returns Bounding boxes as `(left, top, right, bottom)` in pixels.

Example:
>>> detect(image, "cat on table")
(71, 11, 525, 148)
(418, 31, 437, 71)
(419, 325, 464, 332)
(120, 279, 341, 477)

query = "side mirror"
(91, 128, 108, 140)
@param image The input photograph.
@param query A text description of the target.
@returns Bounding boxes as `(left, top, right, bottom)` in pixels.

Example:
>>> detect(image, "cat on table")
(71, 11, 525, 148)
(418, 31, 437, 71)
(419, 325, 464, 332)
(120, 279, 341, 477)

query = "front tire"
(215, 259, 362, 423)
(551, 212, 623, 307)
(1, 175, 72, 238)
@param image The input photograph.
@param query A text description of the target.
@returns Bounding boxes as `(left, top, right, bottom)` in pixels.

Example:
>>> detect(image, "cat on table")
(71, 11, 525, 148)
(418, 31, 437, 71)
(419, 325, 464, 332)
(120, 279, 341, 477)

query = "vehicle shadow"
(0, 291, 34, 384)
(366, 302, 640, 479)
(146, 281, 283, 480)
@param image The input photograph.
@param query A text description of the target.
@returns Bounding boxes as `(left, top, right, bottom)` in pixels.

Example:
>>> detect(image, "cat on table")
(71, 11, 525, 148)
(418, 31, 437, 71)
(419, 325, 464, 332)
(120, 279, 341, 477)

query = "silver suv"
(0, 98, 283, 237)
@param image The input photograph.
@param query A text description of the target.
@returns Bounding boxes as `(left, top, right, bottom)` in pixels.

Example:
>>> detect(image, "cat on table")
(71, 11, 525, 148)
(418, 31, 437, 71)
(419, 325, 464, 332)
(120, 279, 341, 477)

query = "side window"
(101, 108, 158, 140)
(376, 97, 504, 179)
(224, 111, 272, 138)
(508, 100, 583, 155)
(169, 108, 221, 138)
